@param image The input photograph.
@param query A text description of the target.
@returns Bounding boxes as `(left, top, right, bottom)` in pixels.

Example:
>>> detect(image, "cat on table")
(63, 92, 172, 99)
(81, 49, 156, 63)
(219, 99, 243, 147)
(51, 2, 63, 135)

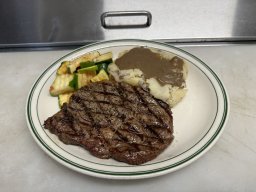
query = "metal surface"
(1, 0, 256, 48)
(101, 11, 152, 29)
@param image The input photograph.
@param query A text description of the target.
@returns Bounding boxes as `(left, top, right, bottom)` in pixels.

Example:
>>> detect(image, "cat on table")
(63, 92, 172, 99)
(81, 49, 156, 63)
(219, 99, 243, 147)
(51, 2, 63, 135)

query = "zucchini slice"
(94, 52, 113, 65)
(91, 69, 109, 82)
(57, 61, 70, 75)
(78, 65, 98, 73)
(58, 92, 73, 108)
(49, 74, 75, 96)
(80, 61, 95, 68)
(97, 63, 108, 73)
(68, 51, 100, 73)
(77, 71, 96, 89)
(68, 74, 78, 89)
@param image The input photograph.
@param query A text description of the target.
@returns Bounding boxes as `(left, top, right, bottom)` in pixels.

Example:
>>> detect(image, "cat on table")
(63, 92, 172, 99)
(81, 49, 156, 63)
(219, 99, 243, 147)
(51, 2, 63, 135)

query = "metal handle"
(101, 11, 152, 29)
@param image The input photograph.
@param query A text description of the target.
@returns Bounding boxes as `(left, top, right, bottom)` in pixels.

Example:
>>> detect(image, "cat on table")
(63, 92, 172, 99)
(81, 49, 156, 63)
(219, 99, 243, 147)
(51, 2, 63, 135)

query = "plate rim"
(26, 39, 229, 179)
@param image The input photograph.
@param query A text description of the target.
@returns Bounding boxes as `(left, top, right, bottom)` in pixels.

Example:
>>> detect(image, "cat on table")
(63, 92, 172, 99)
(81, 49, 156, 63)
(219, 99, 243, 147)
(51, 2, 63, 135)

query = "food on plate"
(44, 81, 174, 165)
(49, 51, 113, 107)
(49, 71, 96, 96)
(45, 46, 189, 165)
(109, 47, 188, 107)
(67, 51, 100, 74)
(90, 69, 109, 82)
(49, 47, 188, 108)
(108, 64, 144, 86)
(58, 92, 73, 108)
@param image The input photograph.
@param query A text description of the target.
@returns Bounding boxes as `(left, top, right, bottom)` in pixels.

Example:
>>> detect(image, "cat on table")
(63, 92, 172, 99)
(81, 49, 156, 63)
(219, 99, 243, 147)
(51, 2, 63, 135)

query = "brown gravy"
(115, 47, 185, 87)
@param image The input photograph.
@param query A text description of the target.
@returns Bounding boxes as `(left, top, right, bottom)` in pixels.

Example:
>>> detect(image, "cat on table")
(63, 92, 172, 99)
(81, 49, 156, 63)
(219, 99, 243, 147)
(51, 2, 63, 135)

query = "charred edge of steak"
(44, 81, 174, 165)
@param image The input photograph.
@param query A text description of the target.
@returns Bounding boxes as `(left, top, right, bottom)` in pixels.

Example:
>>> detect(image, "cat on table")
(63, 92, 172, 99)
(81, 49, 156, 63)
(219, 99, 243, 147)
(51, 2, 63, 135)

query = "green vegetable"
(68, 71, 96, 90)
(68, 51, 100, 73)
(91, 69, 109, 82)
(69, 73, 78, 89)
(49, 74, 75, 96)
(77, 71, 96, 89)
(57, 61, 70, 75)
(97, 63, 108, 73)
(49, 51, 113, 98)
(65, 70, 98, 91)
(94, 52, 113, 65)
(78, 65, 98, 73)
(58, 93, 73, 108)
(80, 61, 95, 68)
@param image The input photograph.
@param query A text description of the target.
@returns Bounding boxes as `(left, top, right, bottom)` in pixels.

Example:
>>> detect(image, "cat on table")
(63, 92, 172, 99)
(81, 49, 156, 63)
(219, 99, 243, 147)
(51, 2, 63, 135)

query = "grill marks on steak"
(44, 81, 174, 165)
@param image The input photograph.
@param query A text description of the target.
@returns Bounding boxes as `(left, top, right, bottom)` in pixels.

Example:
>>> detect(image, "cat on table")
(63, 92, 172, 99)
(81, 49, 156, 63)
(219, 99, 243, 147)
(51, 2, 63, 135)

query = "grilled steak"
(44, 81, 174, 165)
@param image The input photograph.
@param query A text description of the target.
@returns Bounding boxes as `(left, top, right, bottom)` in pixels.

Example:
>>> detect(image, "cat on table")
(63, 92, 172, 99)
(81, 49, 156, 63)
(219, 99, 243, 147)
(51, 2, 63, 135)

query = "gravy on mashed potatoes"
(108, 47, 188, 107)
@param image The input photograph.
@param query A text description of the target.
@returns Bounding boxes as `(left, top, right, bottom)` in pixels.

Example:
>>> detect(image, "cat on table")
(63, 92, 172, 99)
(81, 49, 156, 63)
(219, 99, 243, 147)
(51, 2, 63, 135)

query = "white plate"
(26, 39, 229, 179)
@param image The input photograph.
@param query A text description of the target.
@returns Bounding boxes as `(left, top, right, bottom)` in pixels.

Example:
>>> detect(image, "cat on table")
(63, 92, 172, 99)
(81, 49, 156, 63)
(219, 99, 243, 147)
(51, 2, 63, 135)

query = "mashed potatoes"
(108, 62, 187, 107)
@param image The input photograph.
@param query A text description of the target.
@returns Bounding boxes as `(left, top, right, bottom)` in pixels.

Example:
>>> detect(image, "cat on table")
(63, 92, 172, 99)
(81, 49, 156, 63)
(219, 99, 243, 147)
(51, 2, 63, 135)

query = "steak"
(44, 81, 174, 165)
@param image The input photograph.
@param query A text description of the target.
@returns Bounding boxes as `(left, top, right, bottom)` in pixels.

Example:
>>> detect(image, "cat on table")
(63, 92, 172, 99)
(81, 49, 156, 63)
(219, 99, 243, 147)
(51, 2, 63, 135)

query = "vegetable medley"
(49, 51, 113, 107)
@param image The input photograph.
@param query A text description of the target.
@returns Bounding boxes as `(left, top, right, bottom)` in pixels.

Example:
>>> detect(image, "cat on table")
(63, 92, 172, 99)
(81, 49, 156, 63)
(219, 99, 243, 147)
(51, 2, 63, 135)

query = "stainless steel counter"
(0, 43, 255, 191)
